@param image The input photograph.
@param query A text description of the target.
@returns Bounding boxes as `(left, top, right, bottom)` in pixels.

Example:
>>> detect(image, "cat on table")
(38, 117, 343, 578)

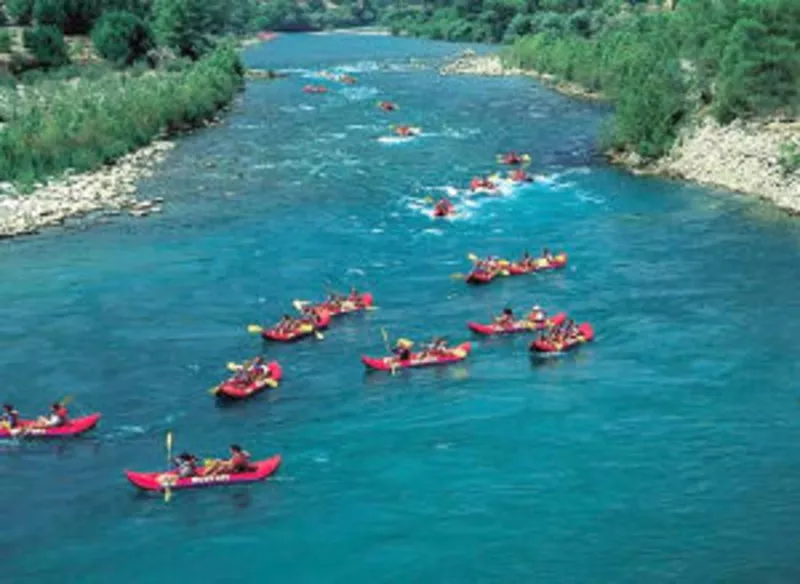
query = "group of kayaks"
(430, 151, 534, 218)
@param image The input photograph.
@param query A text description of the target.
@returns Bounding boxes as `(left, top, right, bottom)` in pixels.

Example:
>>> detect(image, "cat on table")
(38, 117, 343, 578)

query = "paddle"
(164, 431, 173, 502)
(380, 328, 398, 376)
(247, 324, 263, 334)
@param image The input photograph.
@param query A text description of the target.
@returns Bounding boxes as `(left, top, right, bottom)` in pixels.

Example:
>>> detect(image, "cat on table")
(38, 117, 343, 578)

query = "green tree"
(23, 25, 70, 69)
(33, 0, 67, 29)
(153, 0, 214, 59)
(91, 10, 154, 66)
(714, 17, 800, 122)
(7, 0, 35, 25)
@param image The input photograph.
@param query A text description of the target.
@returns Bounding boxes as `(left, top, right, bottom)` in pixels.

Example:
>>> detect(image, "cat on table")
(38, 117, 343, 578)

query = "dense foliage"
(251, 0, 382, 31)
(0, 44, 244, 185)
(91, 10, 154, 65)
(23, 25, 70, 69)
(388, 0, 800, 157)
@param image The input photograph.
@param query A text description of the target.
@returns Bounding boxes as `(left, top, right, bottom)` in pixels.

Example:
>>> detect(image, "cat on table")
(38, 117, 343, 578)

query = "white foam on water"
(371, 228, 384, 234)
(346, 268, 366, 276)
(421, 228, 444, 237)
(341, 86, 380, 101)
(378, 135, 415, 145)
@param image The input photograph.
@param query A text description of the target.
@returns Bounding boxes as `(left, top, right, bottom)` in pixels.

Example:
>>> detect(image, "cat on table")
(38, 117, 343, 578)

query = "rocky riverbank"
(0, 140, 174, 239)
(439, 51, 604, 101)
(441, 50, 800, 215)
(613, 118, 800, 214)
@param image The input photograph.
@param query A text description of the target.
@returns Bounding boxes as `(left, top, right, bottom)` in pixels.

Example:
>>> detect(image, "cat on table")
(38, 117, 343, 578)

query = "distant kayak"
(302, 292, 374, 317)
(468, 312, 567, 335)
(125, 455, 282, 493)
(303, 85, 328, 94)
(0, 413, 101, 438)
(362, 342, 472, 371)
(530, 323, 595, 354)
(378, 101, 397, 112)
(508, 253, 568, 275)
(394, 125, 421, 137)
(433, 199, 455, 217)
(213, 361, 282, 401)
(262, 310, 330, 342)
(497, 152, 531, 165)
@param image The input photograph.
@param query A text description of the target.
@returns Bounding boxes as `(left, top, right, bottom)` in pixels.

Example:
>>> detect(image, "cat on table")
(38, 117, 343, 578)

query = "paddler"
(542, 248, 555, 263)
(1, 404, 19, 430)
(528, 305, 547, 323)
(204, 444, 253, 476)
(509, 168, 531, 182)
(172, 452, 199, 478)
(495, 307, 515, 326)
(378, 101, 397, 112)
(31, 402, 69, 429)
(392, 338, 413, 361)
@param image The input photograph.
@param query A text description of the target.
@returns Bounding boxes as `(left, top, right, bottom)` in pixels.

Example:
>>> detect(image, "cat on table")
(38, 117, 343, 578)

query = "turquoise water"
(2, 33, 800, 582)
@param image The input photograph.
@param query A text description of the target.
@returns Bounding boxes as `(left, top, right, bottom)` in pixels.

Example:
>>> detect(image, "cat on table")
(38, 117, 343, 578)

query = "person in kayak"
(173, 452, 199, 478)
(501, 151, 522, 164)
(495, 307, 515, 326)
(470, 176, 495, 191)
(392, 339, 413, 361)
(1, 404, 20, 429)
(378, 101, 397, 112)
(542, 248, 555, 263)
(421, 337, 448, 358)
(276, 313, 296, 334)
(434, 198, 453, 216)
(205, 445, 253, 476)
(509, 168, 531, 182)
(528, 305, 547, 323)
(395, 125, 419, 137)
(31, 403, 68, 429)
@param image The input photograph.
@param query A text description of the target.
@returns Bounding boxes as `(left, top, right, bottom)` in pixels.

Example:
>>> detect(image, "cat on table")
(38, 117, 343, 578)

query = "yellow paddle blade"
(397, 338, 414, 348)
(467, 253, 480, 262)
(247, 324, 263, 334)
(164, 486, 172, 503)
(265, 378, 279, 388)
(60, 395, 74, 406)
(314, 331, 325, 340)
(166, 431, 173, 452)
(450, 273, 466, 279)
(226, 361, 240, 372)
(522, 154, 531, 162)
(424, 196, 434, 204)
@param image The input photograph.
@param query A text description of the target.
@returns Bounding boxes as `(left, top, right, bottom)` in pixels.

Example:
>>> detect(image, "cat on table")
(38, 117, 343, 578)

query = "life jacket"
(55, 405, 68, 422)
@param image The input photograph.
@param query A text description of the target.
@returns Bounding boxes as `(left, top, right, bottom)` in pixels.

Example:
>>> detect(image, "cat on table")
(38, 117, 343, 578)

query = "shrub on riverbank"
(0, 44, 244, 186)
(91, 10, 154, 65)
(23, 25, 71, 69)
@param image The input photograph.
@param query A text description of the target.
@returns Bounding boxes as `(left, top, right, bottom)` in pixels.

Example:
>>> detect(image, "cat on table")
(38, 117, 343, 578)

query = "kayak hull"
(530, 323, 594, 353)
(125, 455, 282, 492)
(262, 310, 331, 342)
(215, 361, 283, 401)
(465, 270, 497, 284)
(0, 413, 101, 438)
(362, 342, 472, 371)
(467, 312, 567, 335)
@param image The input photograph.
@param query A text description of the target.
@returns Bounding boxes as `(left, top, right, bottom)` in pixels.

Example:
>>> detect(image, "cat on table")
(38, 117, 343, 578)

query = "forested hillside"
(383, 0, 800, 160)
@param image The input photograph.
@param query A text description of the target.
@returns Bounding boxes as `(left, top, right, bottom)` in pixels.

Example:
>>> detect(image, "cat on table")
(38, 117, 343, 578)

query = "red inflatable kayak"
(362, 342, 472, 371)
(262, 310, 330, 342)
(465, 262, 510, 284)
(125, 455, 282, 493)
(467, 312, 567, 335)
(305, 293, 374, 317)
(213, 361, 282, 400)
(530, 323, 594, 353)
(433, 201, 455, 217)
(303, 85, 327, 94)
(0, 413, 101, 438)
(508, 253, 568, 275)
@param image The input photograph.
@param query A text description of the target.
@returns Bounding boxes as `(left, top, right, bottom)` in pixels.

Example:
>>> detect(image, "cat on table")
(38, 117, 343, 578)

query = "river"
(2, 33, 800, 583)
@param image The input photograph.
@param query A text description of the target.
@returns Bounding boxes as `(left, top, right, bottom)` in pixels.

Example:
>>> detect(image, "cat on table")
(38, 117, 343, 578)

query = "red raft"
(125, 455, 282, 493)
(467, 312, 567, 335)
(362, 342, 472, 371)
(0, 413, 101, 438)
(508, 253, 568, 275)
(530, 323, 595, 354)
(305, 292, 374, 317)
(262, 310, 330, 342)
(433, 200, 455, 217)
(213, 361, 283, 401)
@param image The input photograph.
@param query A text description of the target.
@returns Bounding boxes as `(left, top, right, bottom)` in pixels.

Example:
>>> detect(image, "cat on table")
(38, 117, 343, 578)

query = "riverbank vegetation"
(385, 0, 800, 159)
(0, 1, 257, 187)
